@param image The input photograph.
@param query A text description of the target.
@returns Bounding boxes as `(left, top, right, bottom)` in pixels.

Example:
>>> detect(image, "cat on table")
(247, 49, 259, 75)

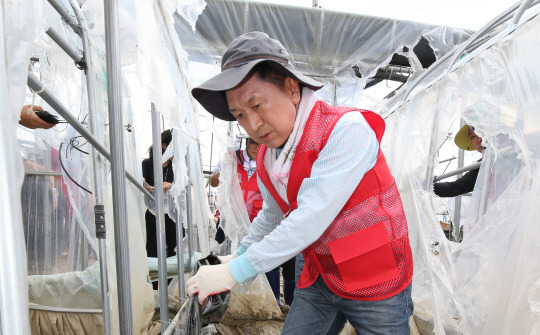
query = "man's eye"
(235, 113, 244, 119)
(252, 104, 260, 110)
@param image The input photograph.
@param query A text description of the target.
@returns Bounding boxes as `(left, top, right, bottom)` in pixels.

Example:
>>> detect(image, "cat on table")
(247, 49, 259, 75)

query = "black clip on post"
(94, 204, 106, 239)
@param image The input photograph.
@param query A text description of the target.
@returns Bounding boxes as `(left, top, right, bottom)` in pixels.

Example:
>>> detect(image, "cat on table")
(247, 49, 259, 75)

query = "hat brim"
(192, 59, 324, 121)
(454, 124, 475, 151)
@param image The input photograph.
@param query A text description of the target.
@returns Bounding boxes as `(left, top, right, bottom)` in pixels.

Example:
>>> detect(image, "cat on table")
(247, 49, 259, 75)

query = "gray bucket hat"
(191, 31, 324, 121)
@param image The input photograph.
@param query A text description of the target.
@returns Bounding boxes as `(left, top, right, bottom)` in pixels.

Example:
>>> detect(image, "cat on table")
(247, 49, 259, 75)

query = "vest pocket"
(328, 221, 399, 292)
(252, 199, 263, 214)
(250, 199, 263, 220)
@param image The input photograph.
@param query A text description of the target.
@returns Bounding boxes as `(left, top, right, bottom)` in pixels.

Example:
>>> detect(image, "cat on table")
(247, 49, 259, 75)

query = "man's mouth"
(259, 132, 271, 141)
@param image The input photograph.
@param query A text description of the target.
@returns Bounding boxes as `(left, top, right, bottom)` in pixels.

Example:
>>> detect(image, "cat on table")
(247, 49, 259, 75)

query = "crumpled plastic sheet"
(28, 262, 102, 309)
(213, 139, 252, 251)
(224, 274, 282, 322)
(147, 252, 202, 275)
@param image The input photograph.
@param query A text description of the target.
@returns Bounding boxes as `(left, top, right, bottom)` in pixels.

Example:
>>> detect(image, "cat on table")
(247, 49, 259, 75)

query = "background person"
(210, 137, 262, 221)
(142, 129, 179, 288)
(434, 124, 483, 197)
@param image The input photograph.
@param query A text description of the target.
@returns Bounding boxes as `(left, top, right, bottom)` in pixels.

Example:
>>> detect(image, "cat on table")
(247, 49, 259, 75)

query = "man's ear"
(285, 77, 301, 105)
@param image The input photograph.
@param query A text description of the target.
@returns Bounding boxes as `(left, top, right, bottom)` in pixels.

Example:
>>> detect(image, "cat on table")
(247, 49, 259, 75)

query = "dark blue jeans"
(295, 253, 346, 335)
(283, 275, 413, 335)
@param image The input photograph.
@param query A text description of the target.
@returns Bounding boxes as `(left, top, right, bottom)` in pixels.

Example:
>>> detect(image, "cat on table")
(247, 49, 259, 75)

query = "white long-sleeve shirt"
(229, 111, 379, 282)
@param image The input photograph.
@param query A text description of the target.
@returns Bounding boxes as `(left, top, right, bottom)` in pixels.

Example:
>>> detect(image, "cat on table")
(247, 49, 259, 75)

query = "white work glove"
(217, 251, 237, 264)
(187, 263, 237, 304)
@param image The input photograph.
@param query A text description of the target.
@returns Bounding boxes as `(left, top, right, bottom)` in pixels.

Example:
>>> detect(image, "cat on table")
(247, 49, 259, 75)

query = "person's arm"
(19, 105, 55, 129)
(229, 112, 379, 282)
(433, 168, 479, 197)
(209, 161, 222, 187)
(209, 171, 220, 187)
(239, 178, 284, 248)
(163, 182, 172, 192)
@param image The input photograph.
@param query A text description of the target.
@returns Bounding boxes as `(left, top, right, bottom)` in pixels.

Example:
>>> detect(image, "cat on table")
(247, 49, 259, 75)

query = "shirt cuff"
(236, 244, 247, 256)
(229, 253, 257, 283)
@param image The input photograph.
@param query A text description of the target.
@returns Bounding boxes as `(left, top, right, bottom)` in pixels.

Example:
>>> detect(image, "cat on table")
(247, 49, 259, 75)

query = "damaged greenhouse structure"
(2, 0, 540, 334)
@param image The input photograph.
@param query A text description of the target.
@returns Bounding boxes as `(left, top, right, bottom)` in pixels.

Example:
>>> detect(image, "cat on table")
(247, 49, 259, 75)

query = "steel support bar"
(162, 299, 190, 335)
(24, 170, 63, 176)
(391, 0, 540, 113)
(151, 104, 170, 333)
(511, 0, 535, 26)
(103, 0, 133, 332)
(185, 153, 195, 269)
(452, 120, 467, 241)
(26, 72, 154, 201)
(46, 0, 81, 35)
(433, 161, 481, 183)
(176, 209, 186, 305)
(175, 129, 186, 305)
(444, 1, 531, 75)
(439, 157, 456, 164)
(45, 27, 84, 67)
(97, 227, 110, 333)
(68, 1, 112, 333)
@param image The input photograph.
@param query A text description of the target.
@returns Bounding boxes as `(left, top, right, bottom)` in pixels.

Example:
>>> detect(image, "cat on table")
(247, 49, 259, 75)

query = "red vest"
(236, 150, 263, 221)
(256, 101, 413, 300)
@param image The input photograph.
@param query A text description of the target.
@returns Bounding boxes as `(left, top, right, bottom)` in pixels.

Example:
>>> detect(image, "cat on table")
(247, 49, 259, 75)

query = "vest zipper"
(283, 205, 292, 219)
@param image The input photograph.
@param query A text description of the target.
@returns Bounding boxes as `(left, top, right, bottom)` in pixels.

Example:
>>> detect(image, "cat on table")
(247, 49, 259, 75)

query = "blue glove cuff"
(229, 253, 257, 283)
(236, 244, 247, 256)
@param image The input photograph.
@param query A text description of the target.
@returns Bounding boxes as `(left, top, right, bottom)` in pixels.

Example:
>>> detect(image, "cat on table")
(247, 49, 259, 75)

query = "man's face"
(468, 129, 483, 153)
(226, 73, 300, 148)
(246, 141, 259, 160)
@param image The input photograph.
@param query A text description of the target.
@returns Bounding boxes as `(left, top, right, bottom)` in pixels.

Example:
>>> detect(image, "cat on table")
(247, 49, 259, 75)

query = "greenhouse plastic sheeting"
(174, 0, 472, 108)
(7, 0, 174, 333)
(382, 9, 540, 335)
(1, 1, 41, 334)
(124, 0, 213, 257)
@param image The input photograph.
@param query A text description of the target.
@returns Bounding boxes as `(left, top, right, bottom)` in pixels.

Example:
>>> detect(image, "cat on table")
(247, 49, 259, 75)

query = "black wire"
(52, 122, 70, 132)
(59, 142, 92, 194)
(69, 136, 89, 154)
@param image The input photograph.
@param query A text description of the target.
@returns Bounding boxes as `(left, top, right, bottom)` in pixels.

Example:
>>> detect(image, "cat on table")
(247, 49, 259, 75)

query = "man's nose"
(247, 112, 263, 132)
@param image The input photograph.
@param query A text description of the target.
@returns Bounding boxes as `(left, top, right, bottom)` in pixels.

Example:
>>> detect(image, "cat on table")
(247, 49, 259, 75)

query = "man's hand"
(217, 251, 237, 264)
(163, 182, 172, 192)
(143, 178, 153, 192)
(19, 105, 55, 129)
(187, 263, 237, 304)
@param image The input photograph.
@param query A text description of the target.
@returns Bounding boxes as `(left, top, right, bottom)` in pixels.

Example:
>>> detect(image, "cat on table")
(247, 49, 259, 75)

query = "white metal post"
(151, 103, 170, 333)
(103, 0, 134, 332)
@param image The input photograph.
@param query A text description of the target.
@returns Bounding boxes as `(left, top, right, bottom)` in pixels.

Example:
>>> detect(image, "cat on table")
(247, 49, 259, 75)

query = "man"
(434, 124, 483, 197)
(188, 31, 413, 334)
